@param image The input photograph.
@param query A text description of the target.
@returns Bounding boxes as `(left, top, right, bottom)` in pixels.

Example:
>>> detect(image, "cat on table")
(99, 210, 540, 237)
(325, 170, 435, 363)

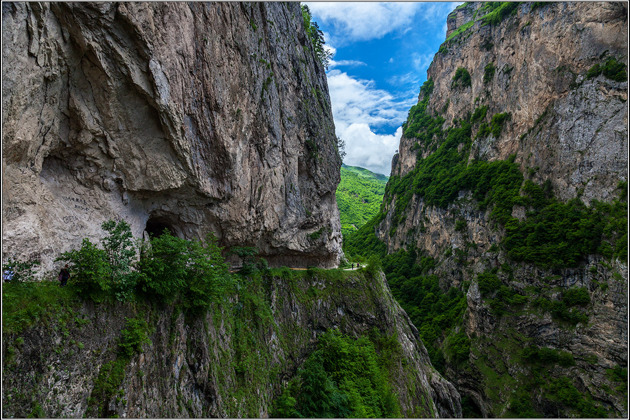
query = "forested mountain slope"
(346, 2, 628, 417)
(337, 165, 388, 236)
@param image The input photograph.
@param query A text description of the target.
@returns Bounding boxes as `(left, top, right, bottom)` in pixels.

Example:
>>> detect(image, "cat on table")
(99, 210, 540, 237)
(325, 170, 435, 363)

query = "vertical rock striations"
(2, 271, 461, 418)
(2, 2, 342, 271)
(379, 2, 627, 417)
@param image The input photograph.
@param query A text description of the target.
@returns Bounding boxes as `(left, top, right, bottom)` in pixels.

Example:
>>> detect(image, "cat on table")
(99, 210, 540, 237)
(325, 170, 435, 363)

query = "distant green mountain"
(336, 165, 388, 236)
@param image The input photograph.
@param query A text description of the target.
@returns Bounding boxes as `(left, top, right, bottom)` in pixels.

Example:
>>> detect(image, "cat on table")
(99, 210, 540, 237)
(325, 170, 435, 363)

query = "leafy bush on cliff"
(301, 5, 332, 69)
(58, 238, 111, 301)
(272, 329, 401, 418)
(57, 220, 232, 309)
(483, 62, 496, 84)
(480, 2, 519, 26)
(137, 232, 231, 309)
(452, 67, 472, 89)
(587, 57, 627, 82)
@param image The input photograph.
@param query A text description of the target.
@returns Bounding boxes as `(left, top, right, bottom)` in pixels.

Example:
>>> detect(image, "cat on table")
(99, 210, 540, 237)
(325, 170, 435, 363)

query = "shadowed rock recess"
(375, 2, 627, 418)
(2, 2, 342, 271)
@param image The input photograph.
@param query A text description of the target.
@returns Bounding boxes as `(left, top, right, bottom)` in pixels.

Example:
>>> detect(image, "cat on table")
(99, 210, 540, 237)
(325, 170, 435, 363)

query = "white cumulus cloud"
(341, 125, 402, 176)
(306, 2, 461, 45)
(326, 70, 413, 175)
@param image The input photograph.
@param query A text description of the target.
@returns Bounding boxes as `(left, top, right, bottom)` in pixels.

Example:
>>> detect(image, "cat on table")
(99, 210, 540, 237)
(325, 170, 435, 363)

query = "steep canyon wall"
(380, 2, 627, 417)
(2, 2, 342, 271)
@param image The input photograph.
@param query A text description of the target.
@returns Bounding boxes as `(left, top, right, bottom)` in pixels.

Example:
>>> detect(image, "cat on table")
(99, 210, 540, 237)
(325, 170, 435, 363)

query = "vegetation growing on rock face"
(301, 5, 332, 69)
(56, 220, 232, 309)
(586, 57, 627, 82)
(480, 2, 519, 26)
(342, 17, 628, 413)
(452, 67, 472, 89)
(336, 165, 388, 236)
(483, 62, 496, 84)
(271, 329, 401, 418)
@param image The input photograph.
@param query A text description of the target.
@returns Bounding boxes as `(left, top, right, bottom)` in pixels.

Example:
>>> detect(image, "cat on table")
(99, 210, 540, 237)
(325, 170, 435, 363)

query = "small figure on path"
(3, 267, 14, 282)
(351, 263, 354, 269)
(58, 264, 70, 287)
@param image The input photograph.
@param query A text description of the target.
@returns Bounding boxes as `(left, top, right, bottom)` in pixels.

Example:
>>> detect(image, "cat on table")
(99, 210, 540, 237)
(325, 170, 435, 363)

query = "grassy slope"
(336, 165, 388, 236)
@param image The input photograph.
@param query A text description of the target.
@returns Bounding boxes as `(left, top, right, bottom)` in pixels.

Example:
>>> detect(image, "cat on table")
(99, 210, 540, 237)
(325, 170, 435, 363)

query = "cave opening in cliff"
(145, 216, 177, 238)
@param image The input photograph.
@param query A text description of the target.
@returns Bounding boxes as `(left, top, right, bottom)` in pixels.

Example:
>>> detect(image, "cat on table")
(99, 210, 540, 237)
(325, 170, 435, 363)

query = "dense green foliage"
(452, 67, 472, 89)
(382, 250, 468, 373)
(504, 188, 627, 268)
(480, 2, 519, 26)
(477, 112, 511, 139)
(586, 57, 627, 82)
(272, 329, 401, 418)
(471, 105, 488, 123)
(56, 220, 232, 311)
(521, 345, 575, 367)
(301, 5, 332, 69)
(343, 214, 387, 260)
(445, 20, 474, 42)
(118, 317, 152, 358)
(2, 280, 79, 335)
(402, 79, 444, 142)
(477, 272, 528, 316)
(336, 165, 388, 236)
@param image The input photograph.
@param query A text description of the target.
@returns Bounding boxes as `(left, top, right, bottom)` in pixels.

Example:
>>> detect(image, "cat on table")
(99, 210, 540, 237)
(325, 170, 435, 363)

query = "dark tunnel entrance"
(145, 215, 177, 238)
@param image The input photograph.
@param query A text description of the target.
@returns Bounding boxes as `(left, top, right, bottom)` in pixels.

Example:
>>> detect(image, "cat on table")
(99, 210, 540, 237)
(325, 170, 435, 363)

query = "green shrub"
(546, 376, 607, 417)
(274, 330, 401, 418)
(471, 105, 488, 123)
(57, 238, 110, 300)
(101, 220, 137, 301)
(483, 63, 496, 84)
(481, 2, 519, 26)
(562, 287, 590, 307)
(444, 331, 470, 366)
(137, 232, 231, 309)
(452, 67, 472, 89)
(365, 255, 383, 277)
(587, 57, 627, 82)
(477, 272, 501, 296)
(118, 317, 151, 357)
(301, 5, 332, 69)
(522, 346, 575, 367)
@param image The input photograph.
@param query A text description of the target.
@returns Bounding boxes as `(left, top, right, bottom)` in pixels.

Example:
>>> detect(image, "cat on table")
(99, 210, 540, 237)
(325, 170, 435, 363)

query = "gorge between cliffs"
(2, 2, 628, 419)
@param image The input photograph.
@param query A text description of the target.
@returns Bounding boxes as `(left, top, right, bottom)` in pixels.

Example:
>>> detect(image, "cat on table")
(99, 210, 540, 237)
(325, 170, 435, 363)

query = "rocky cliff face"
(2, 2, 342, 271)
(2, 270, 461, 418)
(380, 2, 627, 417)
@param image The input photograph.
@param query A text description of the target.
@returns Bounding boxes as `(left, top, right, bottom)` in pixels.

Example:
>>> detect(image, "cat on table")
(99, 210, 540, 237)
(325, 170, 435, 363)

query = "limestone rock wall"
(380, 2, 627, 417)
(2, 271, 461, 418)
(2, 2, 342, 272)
(394, 2, 627, 204)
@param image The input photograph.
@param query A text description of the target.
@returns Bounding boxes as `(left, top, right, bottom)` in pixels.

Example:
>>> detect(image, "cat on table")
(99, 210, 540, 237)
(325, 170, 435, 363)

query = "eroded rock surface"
(2, 271, 461, 418)
(380, 2, 627, 417)
(2, 2, 342, 271)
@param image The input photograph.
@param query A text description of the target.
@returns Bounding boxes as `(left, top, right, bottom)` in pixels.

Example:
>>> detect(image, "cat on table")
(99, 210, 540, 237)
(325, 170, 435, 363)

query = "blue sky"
(306, 2, 460, 175)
